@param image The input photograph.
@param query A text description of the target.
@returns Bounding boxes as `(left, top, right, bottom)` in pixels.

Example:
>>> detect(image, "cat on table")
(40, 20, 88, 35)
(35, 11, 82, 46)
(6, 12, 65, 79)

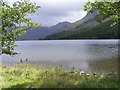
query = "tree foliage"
(1, 0, 41, 55)
(83, 1, 120, 27)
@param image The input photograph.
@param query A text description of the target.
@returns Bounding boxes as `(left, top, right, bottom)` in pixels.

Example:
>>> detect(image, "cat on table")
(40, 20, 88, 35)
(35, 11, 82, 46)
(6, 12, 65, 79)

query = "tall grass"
(0, 64, 118, 88)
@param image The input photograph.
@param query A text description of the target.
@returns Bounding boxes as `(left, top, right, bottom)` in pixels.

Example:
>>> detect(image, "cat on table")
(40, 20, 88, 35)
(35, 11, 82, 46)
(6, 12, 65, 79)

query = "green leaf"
(2, 0, 41, 55)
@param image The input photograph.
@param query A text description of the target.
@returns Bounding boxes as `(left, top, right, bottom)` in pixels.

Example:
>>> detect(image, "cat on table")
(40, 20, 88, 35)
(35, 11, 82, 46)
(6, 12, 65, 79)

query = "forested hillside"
(44, 20, 119, 40)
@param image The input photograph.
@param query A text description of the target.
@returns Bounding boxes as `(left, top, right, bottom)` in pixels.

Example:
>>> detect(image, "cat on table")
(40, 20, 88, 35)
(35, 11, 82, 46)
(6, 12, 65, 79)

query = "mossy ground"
(0, 64, 118, 88)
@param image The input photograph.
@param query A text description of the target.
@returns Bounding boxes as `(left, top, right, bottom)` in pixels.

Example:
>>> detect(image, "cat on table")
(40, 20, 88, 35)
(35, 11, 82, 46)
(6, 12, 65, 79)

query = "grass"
(0, 64, 118, 88)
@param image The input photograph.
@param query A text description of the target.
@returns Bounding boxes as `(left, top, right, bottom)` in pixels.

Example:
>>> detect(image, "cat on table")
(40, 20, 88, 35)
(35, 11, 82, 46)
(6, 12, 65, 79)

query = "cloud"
(28, 1, 87, 26)
(6, 0, 88, 26)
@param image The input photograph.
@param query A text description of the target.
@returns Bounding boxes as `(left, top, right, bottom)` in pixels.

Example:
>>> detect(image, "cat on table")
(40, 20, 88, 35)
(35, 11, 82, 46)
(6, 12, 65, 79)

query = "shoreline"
(1, 63, 118, 88)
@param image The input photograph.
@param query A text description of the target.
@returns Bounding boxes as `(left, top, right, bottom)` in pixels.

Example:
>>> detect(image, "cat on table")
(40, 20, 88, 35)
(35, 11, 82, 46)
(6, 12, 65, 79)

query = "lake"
(2, 39, 118, 73)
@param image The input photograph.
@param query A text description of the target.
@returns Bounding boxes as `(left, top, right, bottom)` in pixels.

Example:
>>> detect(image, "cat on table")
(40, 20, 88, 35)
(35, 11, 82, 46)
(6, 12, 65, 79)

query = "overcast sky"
(7, 0, 95, 26)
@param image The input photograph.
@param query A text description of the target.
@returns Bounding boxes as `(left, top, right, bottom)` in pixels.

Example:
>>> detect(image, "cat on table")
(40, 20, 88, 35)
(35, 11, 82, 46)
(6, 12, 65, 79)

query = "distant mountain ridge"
(19, 9, 101, 40)
(19, 21, 71, 40)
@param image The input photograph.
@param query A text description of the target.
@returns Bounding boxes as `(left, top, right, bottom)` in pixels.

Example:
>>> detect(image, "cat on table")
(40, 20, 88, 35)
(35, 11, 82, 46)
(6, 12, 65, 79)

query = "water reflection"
(88, 58, 118, 73)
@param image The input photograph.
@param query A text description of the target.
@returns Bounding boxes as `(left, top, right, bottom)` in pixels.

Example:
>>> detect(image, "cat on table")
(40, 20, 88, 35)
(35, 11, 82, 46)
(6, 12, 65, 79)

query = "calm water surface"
(2, 39, 118, 73)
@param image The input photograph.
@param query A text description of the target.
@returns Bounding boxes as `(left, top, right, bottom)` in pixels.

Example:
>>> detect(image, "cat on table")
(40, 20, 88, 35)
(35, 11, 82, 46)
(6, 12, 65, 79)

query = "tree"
(83, 1, 120, 27)
(1, 0, 41, 55)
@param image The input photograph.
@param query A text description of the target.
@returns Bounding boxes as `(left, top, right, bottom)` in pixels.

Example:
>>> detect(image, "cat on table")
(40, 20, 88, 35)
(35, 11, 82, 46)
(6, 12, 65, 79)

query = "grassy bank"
(0, 64, 118, 88)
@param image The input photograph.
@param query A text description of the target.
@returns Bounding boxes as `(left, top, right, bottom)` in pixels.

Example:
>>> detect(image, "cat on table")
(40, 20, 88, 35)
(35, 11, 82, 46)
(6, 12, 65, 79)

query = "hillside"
(19, 9, 119, 40)
(44, 20, 119, 40)
(19, 21, 71, 40)
(44, 9, 119, 40)
(55, 9, 100, 33)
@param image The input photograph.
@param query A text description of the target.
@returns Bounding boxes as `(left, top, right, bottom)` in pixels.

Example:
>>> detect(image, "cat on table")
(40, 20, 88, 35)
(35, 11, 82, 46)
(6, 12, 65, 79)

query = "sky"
(6, 0, 95, 26)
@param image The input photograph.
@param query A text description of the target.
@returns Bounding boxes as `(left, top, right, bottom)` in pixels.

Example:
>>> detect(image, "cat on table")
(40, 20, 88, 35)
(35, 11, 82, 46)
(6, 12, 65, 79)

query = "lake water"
(2, 39, 118, 73)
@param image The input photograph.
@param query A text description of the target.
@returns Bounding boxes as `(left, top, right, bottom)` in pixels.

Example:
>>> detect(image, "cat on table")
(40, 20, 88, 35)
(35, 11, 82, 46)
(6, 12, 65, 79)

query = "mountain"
(55, 9, 100, 32)
(19, 21, 71, 40)
(44, 10, 119, 40)
(44, 20, 119, 39)
(19, 9, 119, 40)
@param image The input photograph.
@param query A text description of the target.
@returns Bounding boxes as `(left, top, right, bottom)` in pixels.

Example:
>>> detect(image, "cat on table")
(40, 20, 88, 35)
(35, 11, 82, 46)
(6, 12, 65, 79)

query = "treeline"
(43, 20, 119, 40)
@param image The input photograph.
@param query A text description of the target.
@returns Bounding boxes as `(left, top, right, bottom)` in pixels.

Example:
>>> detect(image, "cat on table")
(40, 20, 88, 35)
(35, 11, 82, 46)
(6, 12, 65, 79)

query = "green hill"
(44, 20, 119, 40)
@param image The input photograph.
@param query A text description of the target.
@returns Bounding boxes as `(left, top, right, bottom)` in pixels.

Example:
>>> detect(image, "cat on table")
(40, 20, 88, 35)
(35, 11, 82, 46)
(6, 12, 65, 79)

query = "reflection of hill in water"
(87, 44, 118, 60)
(88, 58, 118, 73)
